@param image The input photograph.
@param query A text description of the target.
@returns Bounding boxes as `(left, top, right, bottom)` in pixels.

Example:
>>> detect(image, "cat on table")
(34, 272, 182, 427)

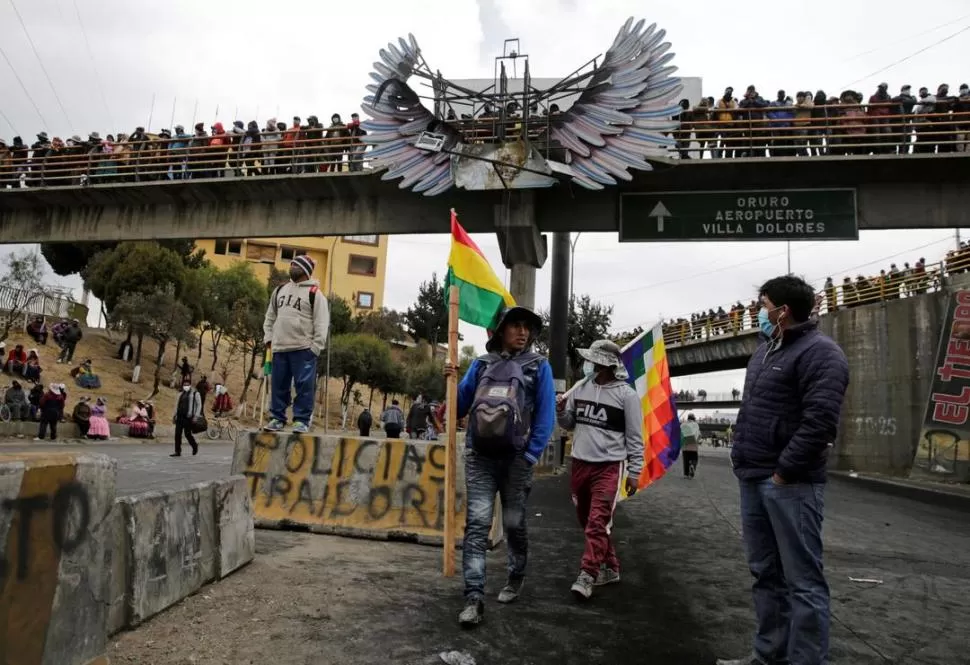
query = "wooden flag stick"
(443, 285, 460, 577)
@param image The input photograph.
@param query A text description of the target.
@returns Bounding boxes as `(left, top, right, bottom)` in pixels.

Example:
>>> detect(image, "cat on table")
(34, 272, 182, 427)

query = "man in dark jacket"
(717, 275, 849, 665)
(406, 395, 430, 438)
(892, 84, 917, 153)
(357, 408, 373, 437)
(57, 319, 83, 363)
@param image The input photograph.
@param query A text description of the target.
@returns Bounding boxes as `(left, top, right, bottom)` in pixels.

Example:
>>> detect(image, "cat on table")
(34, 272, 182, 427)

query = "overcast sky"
(2, 0, 968, 393)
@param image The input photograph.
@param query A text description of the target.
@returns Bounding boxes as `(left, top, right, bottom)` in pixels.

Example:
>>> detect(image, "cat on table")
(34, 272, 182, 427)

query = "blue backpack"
(469, 352, 541, 457)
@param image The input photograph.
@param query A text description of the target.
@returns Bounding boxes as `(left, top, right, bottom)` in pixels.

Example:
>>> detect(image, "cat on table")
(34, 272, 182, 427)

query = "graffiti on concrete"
(0, 480, 89, 582)
(242, 435, 462, 535)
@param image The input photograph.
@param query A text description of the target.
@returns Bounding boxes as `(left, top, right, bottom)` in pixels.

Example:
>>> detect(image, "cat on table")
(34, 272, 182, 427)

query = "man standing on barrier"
(557, 339, 643, 600)
(446, 306, 555, 627)
(718, 275, 849, 665)
(262, 254, 330, 434)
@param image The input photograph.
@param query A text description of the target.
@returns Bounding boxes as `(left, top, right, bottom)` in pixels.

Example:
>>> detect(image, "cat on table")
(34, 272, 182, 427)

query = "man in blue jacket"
(718, 275, 849, 665)
(447, 306, 555, 627)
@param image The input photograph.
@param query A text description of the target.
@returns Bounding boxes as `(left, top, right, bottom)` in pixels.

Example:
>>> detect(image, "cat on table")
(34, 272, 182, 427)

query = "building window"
(347, 254, 378, 276)
(214, 240, 243, 256)
(280, 246, 307, 262)
(246, 242, 278, 264)
(356, 292, 375, 309)
(343, 234, 379, 246)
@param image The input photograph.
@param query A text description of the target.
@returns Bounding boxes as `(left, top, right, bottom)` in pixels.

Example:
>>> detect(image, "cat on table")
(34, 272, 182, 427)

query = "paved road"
(103, 447, 969, 665)
(0, 440, 235, 495)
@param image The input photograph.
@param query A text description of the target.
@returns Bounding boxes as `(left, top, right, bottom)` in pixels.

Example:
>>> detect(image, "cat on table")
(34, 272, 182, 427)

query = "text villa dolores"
(709, 195, 827, 237)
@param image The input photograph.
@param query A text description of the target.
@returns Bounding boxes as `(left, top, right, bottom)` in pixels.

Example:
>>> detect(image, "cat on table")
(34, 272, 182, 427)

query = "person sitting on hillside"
(72, 396, 92, 438)
(26, 316, 48, 345)
(27, 383, 43, 420)
(5, 344, 27, 374)
(212, 384, 234, 416)
(128, 400, 151, 438)
(71, 359, 102, 389)
(22, 348, 42, 384)
(4, 380, 28, 421)
(87, 397, 111, 440)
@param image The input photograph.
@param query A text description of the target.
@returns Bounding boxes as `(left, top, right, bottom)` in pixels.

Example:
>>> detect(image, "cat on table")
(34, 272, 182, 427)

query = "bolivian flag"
(445, 209, 516, 328)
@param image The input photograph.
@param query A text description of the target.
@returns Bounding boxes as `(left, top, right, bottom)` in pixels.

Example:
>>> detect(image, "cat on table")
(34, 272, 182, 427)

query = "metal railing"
(674, 391, 741, 403)
(1, 104, 968, 190)
(661, 247, 970, 348)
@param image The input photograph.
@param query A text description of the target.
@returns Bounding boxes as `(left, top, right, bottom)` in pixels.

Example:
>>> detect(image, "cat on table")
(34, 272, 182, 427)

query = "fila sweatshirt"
(558, 378, 644, 483)
(262, 279, 330, 355)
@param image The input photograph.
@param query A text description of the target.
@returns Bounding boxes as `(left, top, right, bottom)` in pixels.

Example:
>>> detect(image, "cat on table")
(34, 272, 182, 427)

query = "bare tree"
(0, 250, 57, 344)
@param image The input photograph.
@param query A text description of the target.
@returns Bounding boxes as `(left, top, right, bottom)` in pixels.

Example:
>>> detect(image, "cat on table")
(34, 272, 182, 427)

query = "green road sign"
(619, 189, 858, 242)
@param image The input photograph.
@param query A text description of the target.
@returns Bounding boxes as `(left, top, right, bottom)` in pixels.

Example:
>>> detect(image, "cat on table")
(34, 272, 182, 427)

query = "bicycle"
(206, 414, 238, 441)
(0, 402, 10, 423)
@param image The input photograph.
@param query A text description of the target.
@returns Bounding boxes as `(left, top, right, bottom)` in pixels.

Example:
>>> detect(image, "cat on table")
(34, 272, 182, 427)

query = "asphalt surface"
(0, 440, 235, 495)
(91, 444, 970, 664)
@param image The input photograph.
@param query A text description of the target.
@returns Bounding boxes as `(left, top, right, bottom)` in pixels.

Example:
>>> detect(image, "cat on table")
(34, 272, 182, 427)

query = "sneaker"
(594, 567, 620, 586)
(263, 419, 285, 432)
(570, 571, 595, 600)
(497, 578, 524, 604)
(715, 657, 765, 665)
(457, 599, 484, 627)
(291, 421, 310, 434)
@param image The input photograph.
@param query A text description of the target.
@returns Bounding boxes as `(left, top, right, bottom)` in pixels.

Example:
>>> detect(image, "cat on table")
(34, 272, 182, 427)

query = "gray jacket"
(558, 377, 644, 483)
(263, 279, 330, 355)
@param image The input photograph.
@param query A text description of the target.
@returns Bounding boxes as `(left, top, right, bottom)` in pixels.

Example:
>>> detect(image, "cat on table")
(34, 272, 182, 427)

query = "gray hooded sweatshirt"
(558, 377, 644, 483)
(262, 279, 330, 355)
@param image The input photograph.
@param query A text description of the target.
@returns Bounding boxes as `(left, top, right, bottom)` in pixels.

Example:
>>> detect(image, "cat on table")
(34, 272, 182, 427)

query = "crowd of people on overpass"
(676, 81, 970, 158)
(0, 112, 371, 187)
(663, 242, 970, 344)
(3, 79, 968, 189)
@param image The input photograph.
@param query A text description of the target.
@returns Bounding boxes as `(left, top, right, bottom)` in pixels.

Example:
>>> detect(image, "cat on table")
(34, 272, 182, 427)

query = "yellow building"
(195, 234, 387, 313)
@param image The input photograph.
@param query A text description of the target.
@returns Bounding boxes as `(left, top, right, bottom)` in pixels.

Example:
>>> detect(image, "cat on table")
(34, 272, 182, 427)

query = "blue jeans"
(740, 478, 829, 665)
(270, 348, 317, 425)
(462, 450, 533, 600)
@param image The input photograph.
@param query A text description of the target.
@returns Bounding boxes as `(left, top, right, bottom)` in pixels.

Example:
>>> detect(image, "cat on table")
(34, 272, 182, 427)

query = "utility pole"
(549, 232, 571, 395)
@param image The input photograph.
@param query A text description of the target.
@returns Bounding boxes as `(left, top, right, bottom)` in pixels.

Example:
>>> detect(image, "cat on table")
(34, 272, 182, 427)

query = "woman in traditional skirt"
(87, 397, 111, 440)
(128, 401, 151, 438)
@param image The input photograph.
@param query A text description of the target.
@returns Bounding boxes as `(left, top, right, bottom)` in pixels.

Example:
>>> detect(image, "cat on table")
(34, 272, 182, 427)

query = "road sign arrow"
(648, 201, 671, 232)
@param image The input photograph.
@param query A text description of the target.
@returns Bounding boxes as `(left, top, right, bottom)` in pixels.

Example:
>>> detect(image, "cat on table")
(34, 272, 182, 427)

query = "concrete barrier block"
(104, 501, 129, 636)
(0, 452, 116, 665)
(232, 432, 466, 544)
(212, 476, 255, 579)
(122, 482, 216, 626)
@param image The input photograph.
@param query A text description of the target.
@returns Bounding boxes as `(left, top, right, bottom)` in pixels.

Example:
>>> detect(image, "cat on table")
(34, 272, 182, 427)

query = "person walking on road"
(172, 378, 202, 457)
(717, 275, 849, 665)
(357, 407, 373, 437)
(262, 255, 330, 434)
(681, 413, 701, 478)
(406, 394, 430, 439)
(381, 399, 405, 438)
(446, 306, 556, 627)
(557, 340, 643, 601)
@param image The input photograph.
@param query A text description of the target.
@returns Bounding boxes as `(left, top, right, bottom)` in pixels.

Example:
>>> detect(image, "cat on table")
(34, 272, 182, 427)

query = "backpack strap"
(272, 284, 284, 313)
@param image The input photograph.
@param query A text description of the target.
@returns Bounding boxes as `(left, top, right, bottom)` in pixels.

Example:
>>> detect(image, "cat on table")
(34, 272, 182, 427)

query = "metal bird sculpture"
(360, 17, 683, 195)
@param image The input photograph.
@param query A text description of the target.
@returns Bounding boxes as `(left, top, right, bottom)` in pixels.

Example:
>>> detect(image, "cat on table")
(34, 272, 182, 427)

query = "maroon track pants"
(570, 458, 623, 576)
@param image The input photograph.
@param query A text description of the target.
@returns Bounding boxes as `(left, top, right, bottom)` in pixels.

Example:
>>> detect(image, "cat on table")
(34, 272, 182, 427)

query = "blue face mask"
(582, 360, 596, 378)
(758, 307, 775, 338)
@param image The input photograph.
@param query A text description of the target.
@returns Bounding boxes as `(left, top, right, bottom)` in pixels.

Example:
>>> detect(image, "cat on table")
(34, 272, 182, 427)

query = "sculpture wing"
(550, 17, 683, 190)
(360, 35, 459, 196)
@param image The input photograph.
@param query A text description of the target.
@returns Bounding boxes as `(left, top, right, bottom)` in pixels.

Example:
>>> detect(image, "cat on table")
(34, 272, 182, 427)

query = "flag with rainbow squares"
(619, 323, 682, 495)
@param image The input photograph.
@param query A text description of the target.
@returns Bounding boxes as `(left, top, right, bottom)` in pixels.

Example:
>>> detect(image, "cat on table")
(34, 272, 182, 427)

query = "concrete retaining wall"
(0, 452, 116, 665)
(0, 420, 174, 440)
(232, 432, 467, 544)
(821, 292, 945, 475)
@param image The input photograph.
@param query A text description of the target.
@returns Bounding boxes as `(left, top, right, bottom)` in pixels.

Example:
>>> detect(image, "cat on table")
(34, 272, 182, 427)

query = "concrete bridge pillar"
(494, 190, 547, 309)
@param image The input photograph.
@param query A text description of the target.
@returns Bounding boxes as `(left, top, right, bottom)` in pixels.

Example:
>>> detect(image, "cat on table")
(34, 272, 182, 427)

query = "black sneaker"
(457, 599, 484, 627)
(497, 578, 524, 604)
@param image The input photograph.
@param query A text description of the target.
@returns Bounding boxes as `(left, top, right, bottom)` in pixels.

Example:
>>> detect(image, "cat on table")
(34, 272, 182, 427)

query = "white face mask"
(582, 360, 596, 379)
(182, 385, 190, 392)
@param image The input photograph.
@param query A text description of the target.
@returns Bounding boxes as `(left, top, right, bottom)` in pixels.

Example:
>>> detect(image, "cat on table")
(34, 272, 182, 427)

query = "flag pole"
(443, 284, 460, 577)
